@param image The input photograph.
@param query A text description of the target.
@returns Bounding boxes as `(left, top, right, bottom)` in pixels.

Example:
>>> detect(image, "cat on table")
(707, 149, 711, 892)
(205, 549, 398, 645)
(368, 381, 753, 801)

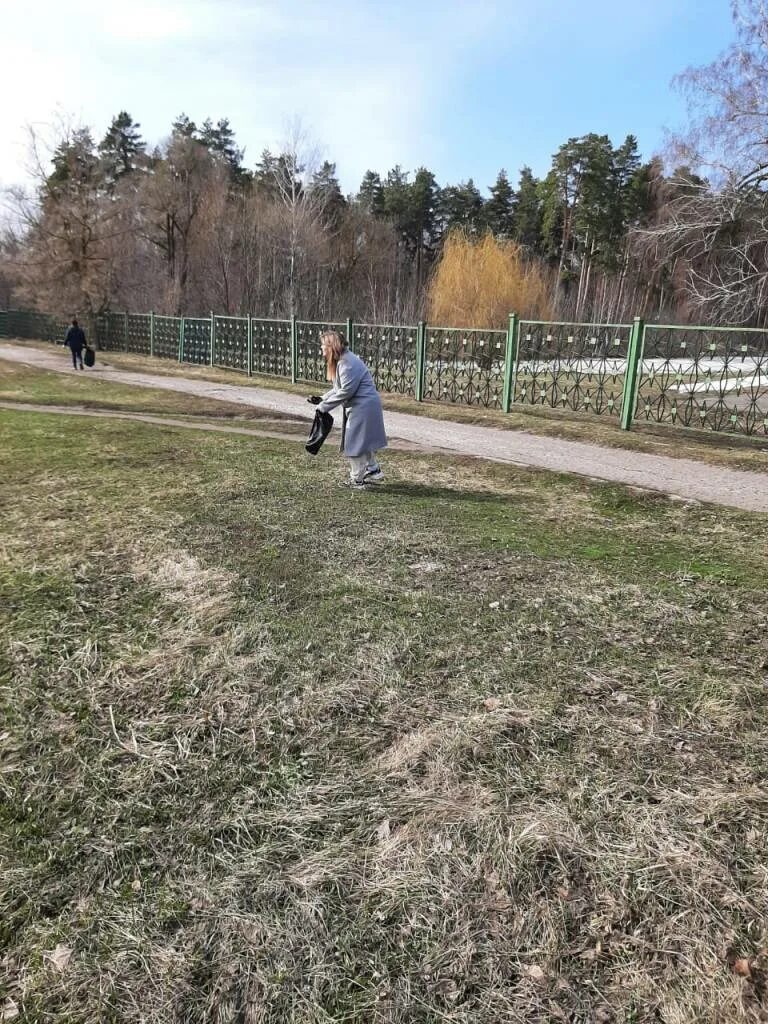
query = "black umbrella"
(305, 410, 334, 455)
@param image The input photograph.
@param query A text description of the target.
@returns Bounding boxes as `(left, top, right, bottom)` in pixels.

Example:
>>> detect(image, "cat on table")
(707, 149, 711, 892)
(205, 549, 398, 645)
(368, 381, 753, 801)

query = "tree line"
(2, 1, 767, 328)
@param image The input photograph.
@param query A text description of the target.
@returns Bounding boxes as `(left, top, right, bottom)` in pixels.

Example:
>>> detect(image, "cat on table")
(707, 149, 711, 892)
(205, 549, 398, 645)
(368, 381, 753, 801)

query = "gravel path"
(2, 342, 767, 512)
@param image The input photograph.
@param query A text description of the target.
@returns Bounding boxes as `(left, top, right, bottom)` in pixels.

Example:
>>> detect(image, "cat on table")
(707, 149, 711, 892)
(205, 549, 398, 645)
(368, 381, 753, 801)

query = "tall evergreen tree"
(614, 134, 651, 228)
(49, 128, 100, 191)
(483, 169, 515, 237)
(171, 113, 198, 139)
(310, 161, 346, 228)
(512, 167, 543, 251)
(200, 117, 245, 180)
(541, 134, 620, 276)
(253, 149, 279, 198)
(99, 111, 145, 183)
(407, 167, 440, 281)
(439, 179, 484, 234)
(357, 170, 385, 216)
(381, 165, 411, 232)
(538, 169, 563, 262)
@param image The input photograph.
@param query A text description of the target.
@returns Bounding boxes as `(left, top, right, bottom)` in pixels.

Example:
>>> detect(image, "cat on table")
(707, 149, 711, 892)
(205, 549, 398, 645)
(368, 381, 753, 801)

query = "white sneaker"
(363, 467, 385, 483)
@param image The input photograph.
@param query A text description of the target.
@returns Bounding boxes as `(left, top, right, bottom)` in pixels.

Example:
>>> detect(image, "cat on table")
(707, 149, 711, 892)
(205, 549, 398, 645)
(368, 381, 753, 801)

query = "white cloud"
(0, 0, 726, 200)
(0, 0, 505, 193)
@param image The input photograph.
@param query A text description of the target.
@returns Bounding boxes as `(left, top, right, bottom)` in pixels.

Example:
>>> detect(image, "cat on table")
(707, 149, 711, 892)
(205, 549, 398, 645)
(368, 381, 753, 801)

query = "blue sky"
(0, 0, 734, 197)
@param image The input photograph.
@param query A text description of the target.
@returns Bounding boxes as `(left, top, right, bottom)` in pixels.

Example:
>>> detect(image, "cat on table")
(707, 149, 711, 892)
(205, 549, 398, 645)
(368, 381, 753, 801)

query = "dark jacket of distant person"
(65, 321, 86, 353)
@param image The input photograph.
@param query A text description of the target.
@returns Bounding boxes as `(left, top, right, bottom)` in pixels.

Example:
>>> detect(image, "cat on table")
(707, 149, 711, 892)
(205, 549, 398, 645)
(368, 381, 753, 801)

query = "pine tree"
(484, 169, 515, 237)
(99, 111, 145, 182)
(408, 167, 440, 280)
(49, 128, 100, 191)
(409, 168, 439, 239)
(439, 179, 484, 234)
(381, 165, 411, 232)
(171, 113, 198, 139)
(538, 169, 563, 262)
(541, 134, 620, 278)
(253, 149, 279, 198)
(512, 167, 543, 251)
(614, 134, 650, 228)
(357, 170, 385, 216)
(310, 161, 346, 228)
(200, 117, 245, 180)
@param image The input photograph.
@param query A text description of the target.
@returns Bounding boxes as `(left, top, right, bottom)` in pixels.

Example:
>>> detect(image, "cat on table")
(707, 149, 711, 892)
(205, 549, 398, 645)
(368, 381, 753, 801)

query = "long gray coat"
(317, 350, 387, 457)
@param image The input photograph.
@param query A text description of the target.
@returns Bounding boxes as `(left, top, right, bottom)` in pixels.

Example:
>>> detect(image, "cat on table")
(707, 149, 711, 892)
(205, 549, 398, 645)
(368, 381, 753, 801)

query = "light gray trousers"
(348, 451, 380, 482)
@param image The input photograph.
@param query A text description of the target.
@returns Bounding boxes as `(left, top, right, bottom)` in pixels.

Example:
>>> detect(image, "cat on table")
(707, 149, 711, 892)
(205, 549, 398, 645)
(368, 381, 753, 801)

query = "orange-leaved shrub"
(428, 230, 553, 328)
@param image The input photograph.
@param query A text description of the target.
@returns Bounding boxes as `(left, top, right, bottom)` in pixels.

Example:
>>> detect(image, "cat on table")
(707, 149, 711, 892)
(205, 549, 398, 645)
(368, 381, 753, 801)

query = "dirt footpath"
(2, 342, 767, 512)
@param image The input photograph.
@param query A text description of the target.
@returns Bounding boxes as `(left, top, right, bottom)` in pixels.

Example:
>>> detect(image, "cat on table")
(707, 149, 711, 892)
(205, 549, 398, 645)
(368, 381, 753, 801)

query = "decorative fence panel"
(636, 325, 768, 436)
(126, 314, 151, 354)
(251, 318, 292, 377)
(424, 326, 507, 408)
(513, 321, 632, 419)
(97, 312, 126, 351)
(296, 320, 347, 384)
(6, 310, 69, 343)
(353, 323, 419, 397)
(182, 317, 212, 365)
(213, 316, 248, 372)
(154, 316, 182, 359)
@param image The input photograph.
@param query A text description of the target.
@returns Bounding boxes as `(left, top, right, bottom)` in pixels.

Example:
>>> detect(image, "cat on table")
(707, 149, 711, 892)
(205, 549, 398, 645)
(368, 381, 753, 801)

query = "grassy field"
(0, 358, 305, 431)
(2, 392, 768, 1021)
(5, 340, 768, 474)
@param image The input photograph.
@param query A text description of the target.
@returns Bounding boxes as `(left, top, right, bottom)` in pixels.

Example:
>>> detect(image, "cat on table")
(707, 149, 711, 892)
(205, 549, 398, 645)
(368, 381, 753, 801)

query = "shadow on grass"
(372, 480, 529, 506)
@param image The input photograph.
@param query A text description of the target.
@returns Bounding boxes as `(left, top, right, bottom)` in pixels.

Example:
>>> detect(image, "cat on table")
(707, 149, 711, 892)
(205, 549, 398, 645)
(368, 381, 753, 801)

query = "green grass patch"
(0, 356, 305, 427)
(1, 408, 767, 1022)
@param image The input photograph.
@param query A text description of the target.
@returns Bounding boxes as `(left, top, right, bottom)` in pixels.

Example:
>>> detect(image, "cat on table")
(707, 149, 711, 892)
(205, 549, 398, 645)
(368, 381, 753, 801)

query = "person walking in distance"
(309, 330, 387, 489)
(64, 318, 87, 370)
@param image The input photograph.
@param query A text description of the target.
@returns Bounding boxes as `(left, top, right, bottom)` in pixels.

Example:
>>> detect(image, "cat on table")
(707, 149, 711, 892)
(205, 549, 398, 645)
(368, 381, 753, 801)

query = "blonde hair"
(320, 330, 346, 382)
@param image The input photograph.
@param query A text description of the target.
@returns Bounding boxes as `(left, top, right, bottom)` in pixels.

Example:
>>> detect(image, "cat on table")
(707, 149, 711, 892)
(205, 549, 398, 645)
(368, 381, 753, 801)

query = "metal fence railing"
(635, 325, 768, 435)
(513, 320, 633, 421)
(2, 308, 768, 437)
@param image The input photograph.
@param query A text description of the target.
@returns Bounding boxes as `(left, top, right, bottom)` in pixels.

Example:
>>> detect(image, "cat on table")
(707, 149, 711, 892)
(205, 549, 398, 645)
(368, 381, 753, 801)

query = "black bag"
(83, 346, 95, 368)
(305, 410, 334, 455)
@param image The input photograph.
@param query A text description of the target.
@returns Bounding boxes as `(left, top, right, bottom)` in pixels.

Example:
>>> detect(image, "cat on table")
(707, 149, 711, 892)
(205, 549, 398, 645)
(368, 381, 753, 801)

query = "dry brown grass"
(1, 401, 767, 1023)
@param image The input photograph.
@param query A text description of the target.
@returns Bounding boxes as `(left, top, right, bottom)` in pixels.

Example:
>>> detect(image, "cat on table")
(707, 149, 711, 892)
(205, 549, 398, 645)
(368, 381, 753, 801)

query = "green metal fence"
(3, 307, 768, 437)
(154, 315, 181, 360)
(213, 315, 248, 372)
(635, 324, 768, 435)
(424, 326, 508, 408)
(353, 322, 419, 397)
(513, 319, 633, 421)
(4, 309, 70, 343)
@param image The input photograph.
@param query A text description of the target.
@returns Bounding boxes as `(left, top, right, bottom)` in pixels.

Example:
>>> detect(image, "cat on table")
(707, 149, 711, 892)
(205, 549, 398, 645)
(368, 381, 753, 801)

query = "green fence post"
(210, 310, 215, 366)
(502, 313, 520, 413)
(247, 314, 253, 377)
(149, 311, 155, 358)
(620, 316, 644, 431)
(415, 320, 427, 402)
(178, 317, 184, 363)
(290, 315, 298, 384)
(124, 311, 129, 352)
(346, 316, 354, 350)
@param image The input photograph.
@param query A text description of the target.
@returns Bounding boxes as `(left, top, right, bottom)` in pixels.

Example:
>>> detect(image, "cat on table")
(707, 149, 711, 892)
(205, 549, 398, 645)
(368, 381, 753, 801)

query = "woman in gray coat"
(310, 330, 387, 488)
